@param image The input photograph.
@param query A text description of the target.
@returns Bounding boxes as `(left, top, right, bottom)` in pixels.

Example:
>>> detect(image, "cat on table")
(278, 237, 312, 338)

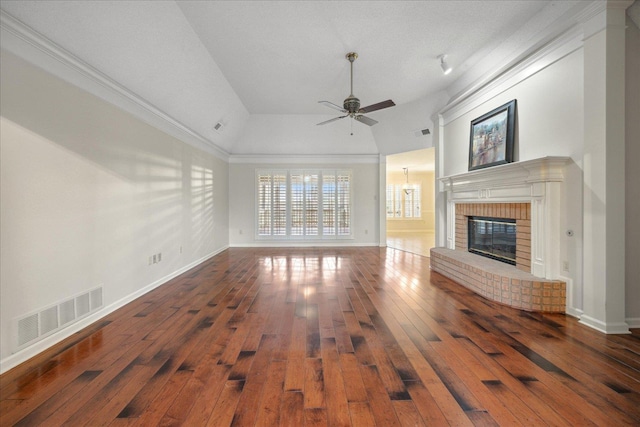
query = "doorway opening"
(386, 148, 435, 257)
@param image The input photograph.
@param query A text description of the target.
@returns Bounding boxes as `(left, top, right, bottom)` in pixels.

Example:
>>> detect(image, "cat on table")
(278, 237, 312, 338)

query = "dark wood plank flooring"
(1, 247, 639, 426)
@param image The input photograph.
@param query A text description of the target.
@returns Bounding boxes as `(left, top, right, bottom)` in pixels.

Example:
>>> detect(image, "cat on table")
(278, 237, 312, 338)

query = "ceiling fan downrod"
(344, 52, 360, 114)
(347, 52, 357, 96)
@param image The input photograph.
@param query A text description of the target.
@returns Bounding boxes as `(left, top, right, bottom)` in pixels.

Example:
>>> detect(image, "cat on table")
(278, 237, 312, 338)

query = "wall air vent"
(17, 314, 39, 347)
(412, 128, 430, 137)
(12, 285, 104, 353)
(59, 299, 76, 326)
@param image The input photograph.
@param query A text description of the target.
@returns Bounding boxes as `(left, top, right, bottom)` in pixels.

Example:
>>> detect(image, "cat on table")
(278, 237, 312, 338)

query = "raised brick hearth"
(430, 248, 566, 312)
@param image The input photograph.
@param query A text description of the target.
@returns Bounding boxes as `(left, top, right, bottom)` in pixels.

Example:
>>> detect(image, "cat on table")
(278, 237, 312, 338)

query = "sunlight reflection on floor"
(386, 231, 435, 258)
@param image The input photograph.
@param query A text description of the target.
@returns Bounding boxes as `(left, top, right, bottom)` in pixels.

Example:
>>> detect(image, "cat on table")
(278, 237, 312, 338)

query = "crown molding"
(440, 24, 584, 125)
(228, 154, 380, 165)
(0, 11, 230, 161)
(439, 0, 636, 124)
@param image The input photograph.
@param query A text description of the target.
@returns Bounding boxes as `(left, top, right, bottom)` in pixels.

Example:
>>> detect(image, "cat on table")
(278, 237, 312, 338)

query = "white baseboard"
(558, 276, 581, 319)
(626, 317, 640, 329)
(0, 246, 228, 375)
(230, 242, 379, 248)
(565, 307, 583, 319)
(579, 315, 631, 334)
(387, 230, 435, 234)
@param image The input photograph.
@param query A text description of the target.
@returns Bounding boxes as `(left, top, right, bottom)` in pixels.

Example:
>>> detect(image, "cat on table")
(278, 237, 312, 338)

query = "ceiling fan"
(317, 52, 395, 127)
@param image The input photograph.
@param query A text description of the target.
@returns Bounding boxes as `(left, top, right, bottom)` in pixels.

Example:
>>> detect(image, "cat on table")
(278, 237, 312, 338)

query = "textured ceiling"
(0, 1, 594, 155)
(177, 1, 552, 115)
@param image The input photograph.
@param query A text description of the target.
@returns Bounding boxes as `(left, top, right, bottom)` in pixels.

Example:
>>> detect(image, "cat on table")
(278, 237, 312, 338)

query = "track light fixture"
(439, 54, 452, 75)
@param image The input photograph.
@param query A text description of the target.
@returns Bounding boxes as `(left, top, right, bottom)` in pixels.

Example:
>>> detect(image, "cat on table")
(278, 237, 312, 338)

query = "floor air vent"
(13, 286, 103, 352)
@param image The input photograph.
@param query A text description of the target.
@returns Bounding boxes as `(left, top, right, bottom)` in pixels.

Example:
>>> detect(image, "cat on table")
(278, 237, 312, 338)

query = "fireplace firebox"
(468, 216, 516, 265)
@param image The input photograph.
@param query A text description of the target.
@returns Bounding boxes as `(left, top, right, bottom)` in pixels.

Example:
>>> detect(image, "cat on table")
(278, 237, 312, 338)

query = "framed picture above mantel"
(468, 99, 516, 171)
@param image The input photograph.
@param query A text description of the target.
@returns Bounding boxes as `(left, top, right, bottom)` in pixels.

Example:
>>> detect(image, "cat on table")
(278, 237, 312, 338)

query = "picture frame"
(468, 99, 516, 171)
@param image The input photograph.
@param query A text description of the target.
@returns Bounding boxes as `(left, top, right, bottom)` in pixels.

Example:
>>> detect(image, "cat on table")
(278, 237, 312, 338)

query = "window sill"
(256, 235, 355, 241)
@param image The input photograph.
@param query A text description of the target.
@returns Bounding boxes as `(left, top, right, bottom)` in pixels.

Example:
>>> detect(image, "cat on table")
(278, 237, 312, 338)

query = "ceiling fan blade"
(318, 101, 346, 112)
(355, 115, 378, 126)
(358, 99, 395, 114)
(317, 115, 348, 126)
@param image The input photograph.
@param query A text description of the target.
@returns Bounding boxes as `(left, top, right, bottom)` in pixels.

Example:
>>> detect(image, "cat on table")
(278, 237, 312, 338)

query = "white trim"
(558, 275, 582, 319)
(566, 307, 583, 320)
(579, 315, 631, 334)
(0, 246, 228, 375)
(0, 11, 230, 161)
(440, 157, 570, 194)
(255, 168, 354, 240)
(626, 318, 640, 329)
(230, 154, 380, 165)
(230, 242, 377, 248)
(441, 27, 584, 125)
(379, 154, 387, 246)
(440, 157, 570, 280)
(386, 229, 435, 234)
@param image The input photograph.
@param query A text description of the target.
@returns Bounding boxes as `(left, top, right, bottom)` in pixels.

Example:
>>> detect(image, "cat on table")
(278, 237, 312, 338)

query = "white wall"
(441, 49, 585, 312)
(625, 15, 640, 326)
(0, 50, 229, 366)
(442, 50, 584, 176)
(229, 162, 380, 246)
(1, 1, 250, 154)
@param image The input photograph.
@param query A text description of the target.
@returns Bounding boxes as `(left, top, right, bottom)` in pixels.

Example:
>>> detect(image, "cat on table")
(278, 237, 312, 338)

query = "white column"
(433, 113, 448, 248)
(580, 2, 631, 334)
(379, 154, 387, 247)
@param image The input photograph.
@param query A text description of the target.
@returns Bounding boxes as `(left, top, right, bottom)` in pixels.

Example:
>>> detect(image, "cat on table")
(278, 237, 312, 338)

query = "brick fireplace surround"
(431, 157, 570, 313)
(455, 202, 531, 272)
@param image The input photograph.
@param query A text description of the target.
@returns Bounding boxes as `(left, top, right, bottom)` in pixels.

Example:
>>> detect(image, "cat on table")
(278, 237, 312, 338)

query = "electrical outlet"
(158, 252, 162, 262)
(148, 256, 152, 266)
(563, 261, 569, 271)
(153, 254, 157, 264)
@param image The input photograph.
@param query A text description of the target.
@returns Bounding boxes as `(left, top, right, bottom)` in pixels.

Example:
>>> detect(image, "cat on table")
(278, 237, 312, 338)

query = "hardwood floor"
(386, 231, 435, 258)
(1, 247, 639, 426)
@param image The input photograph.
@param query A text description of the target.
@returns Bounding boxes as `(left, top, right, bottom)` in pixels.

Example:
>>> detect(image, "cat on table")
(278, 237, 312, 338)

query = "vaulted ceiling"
(0, 1, 601, 157)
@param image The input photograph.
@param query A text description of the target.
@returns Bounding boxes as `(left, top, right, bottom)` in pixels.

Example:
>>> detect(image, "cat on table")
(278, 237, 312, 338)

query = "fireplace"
(441, 157, 571, 278)
(432, 157, 570, 312)
(455, 203, 531, 272)
(468, 216, 516, 265)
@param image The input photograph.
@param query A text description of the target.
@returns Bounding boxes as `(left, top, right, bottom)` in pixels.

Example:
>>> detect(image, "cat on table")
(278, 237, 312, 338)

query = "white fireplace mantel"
(439, 156, 571, 279)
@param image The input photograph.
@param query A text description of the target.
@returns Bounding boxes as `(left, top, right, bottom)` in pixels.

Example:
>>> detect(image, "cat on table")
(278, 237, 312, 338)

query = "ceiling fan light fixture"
(439, 54, 452, 75)
(317, 52, 395, 129)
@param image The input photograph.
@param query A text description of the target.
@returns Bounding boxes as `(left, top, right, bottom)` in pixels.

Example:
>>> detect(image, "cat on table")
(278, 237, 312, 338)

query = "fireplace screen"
(468, 216, 516, 265)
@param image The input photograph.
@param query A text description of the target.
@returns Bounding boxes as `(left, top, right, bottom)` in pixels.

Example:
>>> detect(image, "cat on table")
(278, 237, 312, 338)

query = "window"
(386, 184, 421, 218)
(257, 170, 352, 238)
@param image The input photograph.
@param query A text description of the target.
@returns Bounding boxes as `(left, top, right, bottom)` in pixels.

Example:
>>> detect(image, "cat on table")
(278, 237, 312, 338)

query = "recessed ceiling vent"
(13, 286, 103, 352)
(213, 122, 224, 132)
